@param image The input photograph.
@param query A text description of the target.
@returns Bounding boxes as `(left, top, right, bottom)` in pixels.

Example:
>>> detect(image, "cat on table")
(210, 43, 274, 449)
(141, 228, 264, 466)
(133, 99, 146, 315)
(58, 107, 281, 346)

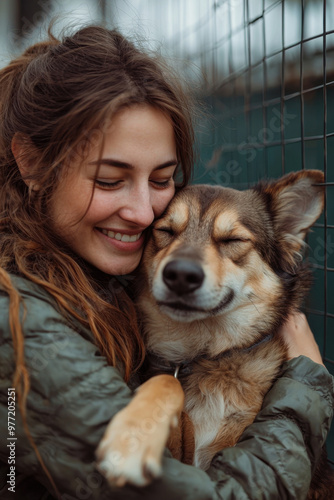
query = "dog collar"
(146, 332, 275, 380)
(144, 353, 193, 380)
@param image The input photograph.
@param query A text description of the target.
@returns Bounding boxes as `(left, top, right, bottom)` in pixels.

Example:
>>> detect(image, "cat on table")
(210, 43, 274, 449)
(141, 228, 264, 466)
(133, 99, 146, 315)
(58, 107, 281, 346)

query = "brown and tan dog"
(97, 170, 333, 498)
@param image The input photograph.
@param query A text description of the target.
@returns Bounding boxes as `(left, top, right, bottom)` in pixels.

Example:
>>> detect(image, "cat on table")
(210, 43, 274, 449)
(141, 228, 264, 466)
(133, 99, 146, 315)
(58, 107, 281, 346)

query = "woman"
(0, 25, 332, 500)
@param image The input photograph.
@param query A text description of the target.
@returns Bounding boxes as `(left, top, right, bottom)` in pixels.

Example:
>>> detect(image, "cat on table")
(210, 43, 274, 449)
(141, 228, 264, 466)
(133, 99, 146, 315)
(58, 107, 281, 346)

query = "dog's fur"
(97, 170, 333, 498)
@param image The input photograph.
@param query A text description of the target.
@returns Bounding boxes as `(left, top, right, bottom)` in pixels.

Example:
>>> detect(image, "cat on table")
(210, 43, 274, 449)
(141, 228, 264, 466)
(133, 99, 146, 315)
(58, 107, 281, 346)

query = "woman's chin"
(97, 256, 142, 276)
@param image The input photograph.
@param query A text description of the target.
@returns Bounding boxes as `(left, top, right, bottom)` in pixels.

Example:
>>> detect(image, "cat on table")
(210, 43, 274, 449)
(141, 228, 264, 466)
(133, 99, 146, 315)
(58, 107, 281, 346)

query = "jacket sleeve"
(0, 283, 333, 500)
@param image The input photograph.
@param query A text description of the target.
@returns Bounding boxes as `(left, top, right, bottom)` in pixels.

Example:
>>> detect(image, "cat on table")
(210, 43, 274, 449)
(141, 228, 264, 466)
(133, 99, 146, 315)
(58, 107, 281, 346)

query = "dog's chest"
(180, 352, 278, 470)
(183, 384, 226, 467)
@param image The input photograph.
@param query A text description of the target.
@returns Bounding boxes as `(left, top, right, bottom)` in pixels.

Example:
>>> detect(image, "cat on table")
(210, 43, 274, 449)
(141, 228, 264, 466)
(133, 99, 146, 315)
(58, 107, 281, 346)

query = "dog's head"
(139, 170, 324, 355)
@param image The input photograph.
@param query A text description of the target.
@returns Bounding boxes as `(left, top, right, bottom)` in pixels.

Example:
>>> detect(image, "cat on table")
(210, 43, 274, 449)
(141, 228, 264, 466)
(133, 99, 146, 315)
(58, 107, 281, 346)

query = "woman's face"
(49, 105, 177, 275)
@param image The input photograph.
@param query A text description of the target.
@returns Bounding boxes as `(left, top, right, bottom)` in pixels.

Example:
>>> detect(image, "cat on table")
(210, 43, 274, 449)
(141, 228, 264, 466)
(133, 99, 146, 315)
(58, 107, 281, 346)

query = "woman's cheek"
(153, 185, 175, 217)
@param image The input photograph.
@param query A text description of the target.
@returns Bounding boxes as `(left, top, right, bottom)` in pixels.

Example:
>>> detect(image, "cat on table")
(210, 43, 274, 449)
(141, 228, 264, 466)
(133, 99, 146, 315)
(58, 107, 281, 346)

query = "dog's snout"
(163, 260, 204, 295)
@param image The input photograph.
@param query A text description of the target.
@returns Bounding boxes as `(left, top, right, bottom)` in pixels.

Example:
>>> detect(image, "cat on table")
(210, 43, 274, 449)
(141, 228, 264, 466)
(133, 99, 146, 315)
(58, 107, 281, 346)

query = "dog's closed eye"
(217, 237, 250, 244)
(155, 227, 175, 236)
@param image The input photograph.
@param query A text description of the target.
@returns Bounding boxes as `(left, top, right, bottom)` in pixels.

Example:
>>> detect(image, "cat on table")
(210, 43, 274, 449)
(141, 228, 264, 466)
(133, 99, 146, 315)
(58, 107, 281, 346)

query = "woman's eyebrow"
(89, 159, 178, 170)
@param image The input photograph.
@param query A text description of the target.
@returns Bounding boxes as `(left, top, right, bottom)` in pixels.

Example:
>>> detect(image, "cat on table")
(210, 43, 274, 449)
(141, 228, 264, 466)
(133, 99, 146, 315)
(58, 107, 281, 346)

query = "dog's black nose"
(163, 260, 204, 295)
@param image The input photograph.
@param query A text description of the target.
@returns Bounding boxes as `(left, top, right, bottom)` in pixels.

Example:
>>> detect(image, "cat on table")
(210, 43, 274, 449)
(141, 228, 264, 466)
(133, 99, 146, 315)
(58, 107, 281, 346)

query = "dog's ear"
(258, 170, 325, 273)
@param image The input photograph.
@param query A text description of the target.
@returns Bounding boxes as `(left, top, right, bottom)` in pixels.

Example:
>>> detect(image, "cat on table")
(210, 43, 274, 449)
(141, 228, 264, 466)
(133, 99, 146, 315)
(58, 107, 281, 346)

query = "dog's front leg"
(96, 374, 184, 487)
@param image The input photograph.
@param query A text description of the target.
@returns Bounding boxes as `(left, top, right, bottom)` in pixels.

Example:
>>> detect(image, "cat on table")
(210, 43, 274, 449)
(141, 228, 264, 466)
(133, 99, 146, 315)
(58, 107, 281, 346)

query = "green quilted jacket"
(0, 275, 333, 500)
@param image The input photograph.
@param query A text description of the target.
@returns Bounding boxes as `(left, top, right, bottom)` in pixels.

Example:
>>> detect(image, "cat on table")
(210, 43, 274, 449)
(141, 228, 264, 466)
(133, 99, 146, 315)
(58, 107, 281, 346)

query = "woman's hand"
(279, 312, 324, 366)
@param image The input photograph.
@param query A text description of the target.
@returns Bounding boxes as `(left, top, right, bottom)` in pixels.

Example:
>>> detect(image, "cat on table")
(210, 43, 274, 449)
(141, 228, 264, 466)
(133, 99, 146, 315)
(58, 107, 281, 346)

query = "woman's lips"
(100, 228, 143, 242)
(95, 228, 145, 251)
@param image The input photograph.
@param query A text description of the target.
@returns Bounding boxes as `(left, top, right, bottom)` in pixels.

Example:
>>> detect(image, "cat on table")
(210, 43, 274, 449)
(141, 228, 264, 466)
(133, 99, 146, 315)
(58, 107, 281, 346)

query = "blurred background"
(1, 0, 334, 460)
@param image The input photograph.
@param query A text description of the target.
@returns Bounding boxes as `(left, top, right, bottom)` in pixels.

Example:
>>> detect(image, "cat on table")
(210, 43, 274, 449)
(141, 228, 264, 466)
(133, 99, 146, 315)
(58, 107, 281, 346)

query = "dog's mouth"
(157, 289, 235, 317)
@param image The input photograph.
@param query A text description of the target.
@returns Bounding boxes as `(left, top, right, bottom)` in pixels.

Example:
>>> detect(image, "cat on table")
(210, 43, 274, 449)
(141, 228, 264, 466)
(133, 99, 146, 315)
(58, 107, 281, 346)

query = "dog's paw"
(96, 376, 184, 487)
(95, 409, 165, 487)
(96, 447, 162, 487)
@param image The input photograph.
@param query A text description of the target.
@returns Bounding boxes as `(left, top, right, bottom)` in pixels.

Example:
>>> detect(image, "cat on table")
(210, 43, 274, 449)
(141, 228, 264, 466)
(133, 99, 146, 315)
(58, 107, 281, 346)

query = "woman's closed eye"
(95, 179, 123, 189)
(150, 178, 173, 188)
(95, 178, 174, 189)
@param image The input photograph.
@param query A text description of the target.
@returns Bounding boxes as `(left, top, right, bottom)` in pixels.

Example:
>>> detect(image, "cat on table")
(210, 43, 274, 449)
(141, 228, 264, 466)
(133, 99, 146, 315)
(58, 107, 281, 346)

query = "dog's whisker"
(248, 296, 260, 314)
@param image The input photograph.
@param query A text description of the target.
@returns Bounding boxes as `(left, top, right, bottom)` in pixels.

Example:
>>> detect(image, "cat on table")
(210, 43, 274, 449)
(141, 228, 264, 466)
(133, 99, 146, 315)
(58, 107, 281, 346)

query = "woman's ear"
(11, 132, 40, 190)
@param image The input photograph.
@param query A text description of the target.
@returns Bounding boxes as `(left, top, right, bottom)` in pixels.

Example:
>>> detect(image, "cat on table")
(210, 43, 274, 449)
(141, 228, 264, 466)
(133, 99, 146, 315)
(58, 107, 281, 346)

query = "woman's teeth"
(100, 229, 142, 242)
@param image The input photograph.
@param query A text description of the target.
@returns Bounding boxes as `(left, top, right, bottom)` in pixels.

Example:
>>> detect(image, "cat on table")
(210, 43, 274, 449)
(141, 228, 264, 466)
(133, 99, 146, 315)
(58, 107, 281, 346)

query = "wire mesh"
(190, 0, 333, 361)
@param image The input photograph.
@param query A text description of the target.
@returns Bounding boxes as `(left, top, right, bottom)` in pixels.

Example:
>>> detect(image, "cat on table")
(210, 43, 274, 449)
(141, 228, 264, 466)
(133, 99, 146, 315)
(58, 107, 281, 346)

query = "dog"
(96, 170, 333, 498)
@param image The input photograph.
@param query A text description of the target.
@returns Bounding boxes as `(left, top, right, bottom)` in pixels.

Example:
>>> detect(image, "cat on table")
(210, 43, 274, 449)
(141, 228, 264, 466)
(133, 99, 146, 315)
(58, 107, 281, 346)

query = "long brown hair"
(0, 24, 195, 495)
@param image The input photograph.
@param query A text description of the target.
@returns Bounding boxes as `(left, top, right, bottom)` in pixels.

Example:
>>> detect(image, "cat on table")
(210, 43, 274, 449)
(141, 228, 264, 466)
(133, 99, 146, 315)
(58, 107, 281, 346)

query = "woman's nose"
(118, 186, 155, 227)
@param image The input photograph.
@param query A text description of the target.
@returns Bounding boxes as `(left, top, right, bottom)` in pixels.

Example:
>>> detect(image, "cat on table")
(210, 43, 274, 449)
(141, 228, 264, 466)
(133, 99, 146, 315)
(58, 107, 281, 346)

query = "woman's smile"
(95, 227, 145, 252)
(98, 228, 143, 242)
